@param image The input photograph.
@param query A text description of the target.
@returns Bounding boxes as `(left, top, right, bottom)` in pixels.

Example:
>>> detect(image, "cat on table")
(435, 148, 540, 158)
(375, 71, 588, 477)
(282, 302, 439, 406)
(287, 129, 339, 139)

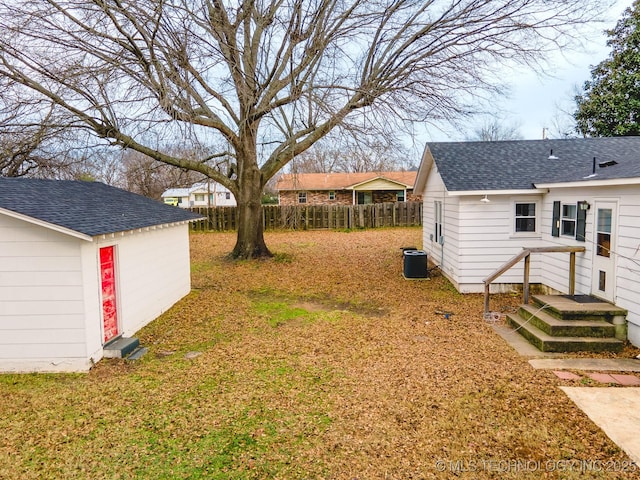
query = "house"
(0, 178, 201, 372)
(275, 171, 419, 206)
(414, 137, 640, 347)
(162, 181, 236, 208)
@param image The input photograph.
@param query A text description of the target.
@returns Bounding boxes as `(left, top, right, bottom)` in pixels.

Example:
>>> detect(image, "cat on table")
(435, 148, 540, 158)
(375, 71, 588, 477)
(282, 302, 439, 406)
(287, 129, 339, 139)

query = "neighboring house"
(414, 137, 640, 346)
(162, 181, 236, 208)
(0, 178, 201, 372)
(275, 171, 419, 206)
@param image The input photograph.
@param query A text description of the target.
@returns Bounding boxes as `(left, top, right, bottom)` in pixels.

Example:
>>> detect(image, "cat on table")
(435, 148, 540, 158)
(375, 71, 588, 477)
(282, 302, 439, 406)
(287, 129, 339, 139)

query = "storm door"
(591, 202, 617, 302)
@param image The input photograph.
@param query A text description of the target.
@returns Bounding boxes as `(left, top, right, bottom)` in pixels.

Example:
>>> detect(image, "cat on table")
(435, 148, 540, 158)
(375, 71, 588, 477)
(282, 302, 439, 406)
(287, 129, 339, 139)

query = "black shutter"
(576, 202, 587, 242)
(552, 201, 560, 237)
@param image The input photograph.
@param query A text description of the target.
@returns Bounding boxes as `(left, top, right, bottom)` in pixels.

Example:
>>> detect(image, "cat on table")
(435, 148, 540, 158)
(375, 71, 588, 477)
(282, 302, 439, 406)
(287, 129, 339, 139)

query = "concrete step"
(126, 347, 148, 361)
(506, 314, 624, 353)
(103, 337, 140, 359)
(518, 304, 617, 338)
(532, 295, 627, 322)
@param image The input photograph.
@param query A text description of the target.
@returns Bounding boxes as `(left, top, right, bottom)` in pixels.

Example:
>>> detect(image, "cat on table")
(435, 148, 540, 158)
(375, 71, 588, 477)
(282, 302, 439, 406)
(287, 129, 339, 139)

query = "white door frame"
(590, 201, 618, 303)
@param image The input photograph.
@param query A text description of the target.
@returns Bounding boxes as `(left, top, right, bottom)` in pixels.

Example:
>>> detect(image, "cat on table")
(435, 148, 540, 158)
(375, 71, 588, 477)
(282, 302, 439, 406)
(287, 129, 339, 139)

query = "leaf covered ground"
(2, 228, 640, 479)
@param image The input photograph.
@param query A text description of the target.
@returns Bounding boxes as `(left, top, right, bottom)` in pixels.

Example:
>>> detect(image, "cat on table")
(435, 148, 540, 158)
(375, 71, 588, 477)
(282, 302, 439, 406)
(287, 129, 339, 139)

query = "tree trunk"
(231, 147, 272, 259)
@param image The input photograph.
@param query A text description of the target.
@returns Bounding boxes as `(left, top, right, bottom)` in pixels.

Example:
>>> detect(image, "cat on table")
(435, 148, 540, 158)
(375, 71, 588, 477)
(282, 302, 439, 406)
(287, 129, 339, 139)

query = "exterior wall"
(0, 214, 90, 372)
(423, 169, 640, 347)
(541, 185, 640, 346)
(0, 214, 193, 372)
(280, 190, 353, 206)
(279, 189, 417, 206)
(422, 167, 460, 288)
(96, 224, 192, 338)
(421, 163, 545, 293)
(455, 194, 545, 293)
(189, 185, 236, 207)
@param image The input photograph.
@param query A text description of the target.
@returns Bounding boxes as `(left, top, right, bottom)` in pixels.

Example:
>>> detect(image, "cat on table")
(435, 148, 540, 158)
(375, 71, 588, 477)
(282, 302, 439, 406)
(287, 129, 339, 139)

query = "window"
(298, 192, 307, 204)
(515, 203, 536, 233)
(396, 191, 405, 202)
(596, 208, 612, 258)
(434, 201, 442, 242)
(561, 204, 577, 236)
(328, 191, 336, 201)
(357, 192, 372, 204)
(552, 201, 587, 241)
(195, 194, 205, 202)
(225, 192, 231, 200)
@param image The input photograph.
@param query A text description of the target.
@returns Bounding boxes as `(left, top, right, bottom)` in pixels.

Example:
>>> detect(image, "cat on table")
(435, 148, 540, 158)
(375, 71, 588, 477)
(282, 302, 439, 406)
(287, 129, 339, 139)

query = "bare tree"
(120, 149, 203, 199)
(0, 0, 603, 258)
(290, 135, 413, 174)
(465, 118, 524, 141)
(0, 96, 77, 177)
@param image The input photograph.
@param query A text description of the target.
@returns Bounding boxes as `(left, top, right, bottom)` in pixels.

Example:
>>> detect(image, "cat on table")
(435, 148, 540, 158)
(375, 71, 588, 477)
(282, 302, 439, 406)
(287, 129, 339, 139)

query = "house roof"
(162, 187, 190, 198)
(161, 181, 232, 198)
(417, 137, 640, 193)
(0, 178, 202, 237)
(275, 171, 417, 191)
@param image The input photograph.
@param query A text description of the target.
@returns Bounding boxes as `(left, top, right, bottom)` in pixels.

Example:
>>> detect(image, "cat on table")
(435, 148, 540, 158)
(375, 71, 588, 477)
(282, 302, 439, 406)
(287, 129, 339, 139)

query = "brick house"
(275, 171, 419, 206)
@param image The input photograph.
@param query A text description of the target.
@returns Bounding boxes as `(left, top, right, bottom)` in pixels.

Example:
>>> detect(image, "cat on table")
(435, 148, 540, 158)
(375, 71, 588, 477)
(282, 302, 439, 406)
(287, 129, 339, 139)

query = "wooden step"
(506, 314, 623, 353)
(518, 304, 616, 338)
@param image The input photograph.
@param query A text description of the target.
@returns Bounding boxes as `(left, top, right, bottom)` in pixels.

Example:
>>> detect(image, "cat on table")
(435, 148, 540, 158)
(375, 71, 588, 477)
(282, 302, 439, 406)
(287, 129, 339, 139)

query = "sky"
(422, 0, 635, 142)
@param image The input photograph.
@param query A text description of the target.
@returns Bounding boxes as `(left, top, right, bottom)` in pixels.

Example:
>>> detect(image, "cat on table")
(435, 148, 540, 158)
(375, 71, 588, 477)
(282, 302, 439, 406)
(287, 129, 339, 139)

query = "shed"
(0, 178, 202, 372)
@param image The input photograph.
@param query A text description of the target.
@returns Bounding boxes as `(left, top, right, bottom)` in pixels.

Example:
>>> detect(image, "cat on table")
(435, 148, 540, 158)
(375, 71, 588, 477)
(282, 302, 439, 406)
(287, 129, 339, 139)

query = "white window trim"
(434, 200, 443, 243)
(512, 199, 541, 237)
(561, 203, 577, 237)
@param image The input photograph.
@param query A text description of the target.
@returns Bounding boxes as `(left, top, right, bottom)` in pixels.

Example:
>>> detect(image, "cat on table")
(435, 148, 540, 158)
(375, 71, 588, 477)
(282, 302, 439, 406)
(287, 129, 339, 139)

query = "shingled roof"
(275, 171, 417, 191)
(0, 178, 202, 237)
(423, 137, 640, 192)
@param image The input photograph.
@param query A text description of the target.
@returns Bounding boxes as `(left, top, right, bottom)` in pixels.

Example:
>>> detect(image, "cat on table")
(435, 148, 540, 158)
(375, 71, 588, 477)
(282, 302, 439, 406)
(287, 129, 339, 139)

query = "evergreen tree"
(575, 1, 640, 136)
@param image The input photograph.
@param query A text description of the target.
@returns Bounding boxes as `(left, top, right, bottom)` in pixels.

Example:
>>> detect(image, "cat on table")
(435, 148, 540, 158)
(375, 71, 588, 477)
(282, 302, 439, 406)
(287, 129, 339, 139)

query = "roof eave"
(346, 176, 410, 189)
(535, 176, 640, 189)
(447, 188, 548, 197)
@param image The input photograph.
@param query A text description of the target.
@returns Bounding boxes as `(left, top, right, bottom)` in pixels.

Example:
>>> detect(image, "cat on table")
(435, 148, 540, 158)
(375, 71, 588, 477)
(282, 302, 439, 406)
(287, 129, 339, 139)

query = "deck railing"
(483, 246, 586, 313)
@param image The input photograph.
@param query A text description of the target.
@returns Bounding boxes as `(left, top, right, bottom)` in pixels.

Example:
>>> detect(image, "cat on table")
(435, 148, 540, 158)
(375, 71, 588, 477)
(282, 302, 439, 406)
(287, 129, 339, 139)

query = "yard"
(1, 228, 639, 479)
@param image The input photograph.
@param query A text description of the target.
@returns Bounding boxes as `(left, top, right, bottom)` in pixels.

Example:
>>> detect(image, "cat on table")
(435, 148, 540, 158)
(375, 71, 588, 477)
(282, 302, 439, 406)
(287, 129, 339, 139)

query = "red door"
(100, 246, 119, 343)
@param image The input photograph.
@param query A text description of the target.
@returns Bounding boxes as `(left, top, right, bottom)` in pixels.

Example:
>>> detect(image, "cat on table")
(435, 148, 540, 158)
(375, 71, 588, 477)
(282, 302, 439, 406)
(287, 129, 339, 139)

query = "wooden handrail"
(483, 246, 586, 313)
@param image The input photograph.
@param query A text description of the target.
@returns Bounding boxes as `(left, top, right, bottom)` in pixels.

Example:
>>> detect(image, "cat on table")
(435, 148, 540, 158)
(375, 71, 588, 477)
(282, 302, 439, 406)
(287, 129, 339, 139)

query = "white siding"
(455, 196, 545, 292)
(538, 191, 593, 295)
(538, 185, 640, 347)
(421, 164, 549, 292)
(422, 167, 460, 286)
(0, 214, 89, 371)
(97, 224, 192, 337)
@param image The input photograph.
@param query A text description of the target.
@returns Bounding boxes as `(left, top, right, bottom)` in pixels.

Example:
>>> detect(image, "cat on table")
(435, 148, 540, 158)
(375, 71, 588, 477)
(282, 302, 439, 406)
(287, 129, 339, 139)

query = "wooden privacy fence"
(190, 201, 422, 232)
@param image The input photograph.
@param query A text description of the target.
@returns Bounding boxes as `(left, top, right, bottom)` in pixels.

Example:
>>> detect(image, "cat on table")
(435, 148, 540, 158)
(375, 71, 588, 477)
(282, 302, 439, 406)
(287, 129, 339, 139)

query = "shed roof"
(0, 178, 202, 237)
(275, 171, 417, 191)
(420, 137, 640, 192)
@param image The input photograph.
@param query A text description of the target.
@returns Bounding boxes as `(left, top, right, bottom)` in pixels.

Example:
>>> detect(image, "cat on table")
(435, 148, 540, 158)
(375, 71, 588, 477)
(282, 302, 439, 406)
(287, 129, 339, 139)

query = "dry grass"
(1, 228, 639, 479)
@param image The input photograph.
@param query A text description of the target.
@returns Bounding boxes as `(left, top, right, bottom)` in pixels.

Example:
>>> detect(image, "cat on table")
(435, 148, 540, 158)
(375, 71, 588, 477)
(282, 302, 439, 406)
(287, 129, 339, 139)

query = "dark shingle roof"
(427, 137, 640, 192)
(0, 178, 202, 237)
